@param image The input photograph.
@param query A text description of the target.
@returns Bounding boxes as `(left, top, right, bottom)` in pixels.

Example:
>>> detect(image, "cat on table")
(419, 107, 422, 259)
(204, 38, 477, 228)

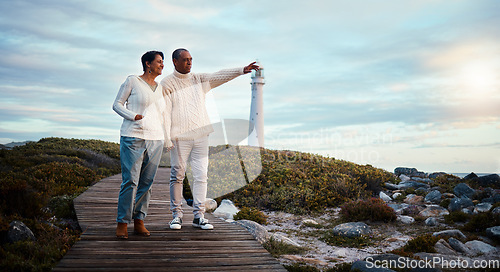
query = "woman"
(112, 51, 172, 239)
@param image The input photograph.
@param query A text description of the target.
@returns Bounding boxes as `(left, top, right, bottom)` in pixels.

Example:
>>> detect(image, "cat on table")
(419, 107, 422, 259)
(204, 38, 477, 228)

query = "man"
(161, 48, 259, 230)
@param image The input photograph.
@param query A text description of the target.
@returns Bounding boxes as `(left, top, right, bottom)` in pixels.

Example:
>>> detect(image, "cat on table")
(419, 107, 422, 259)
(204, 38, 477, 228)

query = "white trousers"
(169, 136, 209, 219)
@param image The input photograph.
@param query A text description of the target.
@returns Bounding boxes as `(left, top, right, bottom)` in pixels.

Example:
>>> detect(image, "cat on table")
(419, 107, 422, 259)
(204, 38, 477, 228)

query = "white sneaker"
(192, 217, 213, 230)
(169, 217, 182, 230)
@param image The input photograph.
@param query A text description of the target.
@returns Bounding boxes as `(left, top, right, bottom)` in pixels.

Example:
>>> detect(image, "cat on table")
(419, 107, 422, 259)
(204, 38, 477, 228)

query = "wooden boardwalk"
(54, 168, 286, 272)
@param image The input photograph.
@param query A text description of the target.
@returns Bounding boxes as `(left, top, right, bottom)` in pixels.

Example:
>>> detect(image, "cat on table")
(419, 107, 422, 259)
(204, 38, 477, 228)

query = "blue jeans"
(117, 136, 164, 223)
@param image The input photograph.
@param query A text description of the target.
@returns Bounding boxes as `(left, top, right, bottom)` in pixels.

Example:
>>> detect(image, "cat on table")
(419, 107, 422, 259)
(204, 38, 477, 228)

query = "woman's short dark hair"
(141, 51, 164, 72)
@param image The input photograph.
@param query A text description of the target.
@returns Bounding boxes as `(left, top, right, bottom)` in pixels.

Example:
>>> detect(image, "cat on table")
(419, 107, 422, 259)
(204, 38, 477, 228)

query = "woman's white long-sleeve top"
(112, 75, 172, 146)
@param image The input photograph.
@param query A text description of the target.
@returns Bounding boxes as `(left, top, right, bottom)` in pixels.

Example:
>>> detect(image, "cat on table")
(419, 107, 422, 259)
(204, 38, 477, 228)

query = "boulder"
(418, 205, 449, 218)
(461, 207, 474, 215)
(397, 215, 414, 224)
(485, 226, 500, 240)
(492, 207, 500, 214)
(384, 183, 400, 190)
(447, 237, 473, 255)
(7, 221, 36, 243)
(412, 177, 433, 184)
(425, 217, 437, 226)
(395, 167, 426, 178)
(205, 198, 218, 212)
(482, 194, 500, 204)
(233, 219, 270, 244)
(434, 239, 458, 255)
(332, 222, 372, 238)
(404, 194, 424, 205)
(453, 183, 475, 199)
(379, 191, 392, 202)
(442, 193, 455, 198)
(302, 219, 319, 226)
(463, 172, 479, 180)
(391, 192, 403, 200)
(465, 240, 497, 256)
(432, 229, 466, 240)
(473, 202, 492, 213)
(448, 197, 474, 212)
(399, 174, 411, 182)
(429, 172, 447, 179)
(387, 203, 408, 215)
(271, 233, 301, 247)
(213, 199, 239, 219)
(398, 181, 430, 190)
(476, 174, 500, 188)
(425, 190, 442, 204)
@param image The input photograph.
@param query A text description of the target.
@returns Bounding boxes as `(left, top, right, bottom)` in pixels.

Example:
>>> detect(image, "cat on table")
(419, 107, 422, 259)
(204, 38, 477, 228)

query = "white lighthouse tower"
(248, 63, 264, 147)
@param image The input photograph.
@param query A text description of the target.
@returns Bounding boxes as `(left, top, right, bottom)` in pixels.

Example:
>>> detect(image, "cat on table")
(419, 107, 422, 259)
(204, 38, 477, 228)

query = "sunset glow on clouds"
(0, 0, 499, 173)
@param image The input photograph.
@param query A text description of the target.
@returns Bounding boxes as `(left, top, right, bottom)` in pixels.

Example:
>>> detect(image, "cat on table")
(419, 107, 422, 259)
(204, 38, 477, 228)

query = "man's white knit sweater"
(161, 67, 244, 143)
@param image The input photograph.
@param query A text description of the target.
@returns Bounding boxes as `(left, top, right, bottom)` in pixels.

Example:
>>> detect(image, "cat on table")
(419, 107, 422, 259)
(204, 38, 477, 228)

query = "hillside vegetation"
(0, 137, 121, 271)
(218, 147, 396, 214)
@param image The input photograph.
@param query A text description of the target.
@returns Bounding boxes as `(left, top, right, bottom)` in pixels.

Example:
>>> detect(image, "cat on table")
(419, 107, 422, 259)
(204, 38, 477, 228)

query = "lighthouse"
(248, 63, 264, 147)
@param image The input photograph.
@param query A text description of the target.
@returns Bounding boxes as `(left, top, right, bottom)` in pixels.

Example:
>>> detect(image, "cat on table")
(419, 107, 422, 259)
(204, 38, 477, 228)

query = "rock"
(395, 167, 426, 178)
(434, 239, 458, 255)
(402, 205, 424, 216)
(453, 183, 475, 199)
(493, 207, 500, 214)
(302, 219, 319, 226)
(442, 193, 455, 198)
(397, 215, 414, 224)
(448, 197, 474, 212)
(482, 194, 500, 204)
(447, 237, 473, 255)
(398, 181, 430, 190)
(387, 203, 409, 215)
(213, 199, 239, 219)
(7, 221, 36, 243)
(465, 240, 497, 256)
(351, 260, 397, 272)
(463, 172, 479, 180)
(418, 205, 449, 218)
(392, 192, 403, 200)
(432, 229, 466, 240)
(204, 198, 218, 212)
(384, 183, 400, 190)
(429, 172, 447, 179)
(461, 207, 474, 215)
(476, 174, 500, 187)
(332, 222, 372, 238)
(485, 226, 500, 240)
(233, 219, 270, 244)
(425, 190, 442, 204)
(271, 233, 301, 247)
(404, 194, 424, 205)
(412, 177, 433, 184)
(399, 174, 411, 182)
(379, 191, 392, 202)
(425, 217, 437, 226)
(473, 202, 492, 213)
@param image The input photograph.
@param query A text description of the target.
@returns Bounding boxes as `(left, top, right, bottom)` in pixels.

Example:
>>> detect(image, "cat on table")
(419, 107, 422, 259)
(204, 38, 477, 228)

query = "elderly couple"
(112, 49, 259, 239)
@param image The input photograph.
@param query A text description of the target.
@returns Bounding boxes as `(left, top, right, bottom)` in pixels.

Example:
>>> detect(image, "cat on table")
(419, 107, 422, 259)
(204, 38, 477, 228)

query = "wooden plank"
(55, 168, 286, 271)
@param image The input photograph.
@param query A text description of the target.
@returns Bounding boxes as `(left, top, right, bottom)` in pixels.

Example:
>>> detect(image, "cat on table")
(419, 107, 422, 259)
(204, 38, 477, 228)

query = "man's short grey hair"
(172, 48, 189, 60)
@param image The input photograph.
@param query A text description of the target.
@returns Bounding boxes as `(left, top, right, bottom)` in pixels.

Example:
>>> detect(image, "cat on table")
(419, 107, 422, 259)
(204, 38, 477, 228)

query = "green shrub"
(340, 198, 397, 222)
(321, 231, 373, 248)
(461, 211, 500, 233)
(444, 211, 471, 224)
(219, 148, 396, 214)
(402, 234, 439, 253)
(439, 198, 451, 208)
(233, 207, 268, 225)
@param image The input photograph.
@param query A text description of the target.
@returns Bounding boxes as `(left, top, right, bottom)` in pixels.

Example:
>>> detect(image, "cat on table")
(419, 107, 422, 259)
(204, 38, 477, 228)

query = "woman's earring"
(148, 70, 152, 74)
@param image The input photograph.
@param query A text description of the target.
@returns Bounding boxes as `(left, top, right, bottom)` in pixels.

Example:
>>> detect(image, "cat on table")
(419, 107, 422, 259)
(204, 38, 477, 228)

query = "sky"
(1, 0, 499, 174)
